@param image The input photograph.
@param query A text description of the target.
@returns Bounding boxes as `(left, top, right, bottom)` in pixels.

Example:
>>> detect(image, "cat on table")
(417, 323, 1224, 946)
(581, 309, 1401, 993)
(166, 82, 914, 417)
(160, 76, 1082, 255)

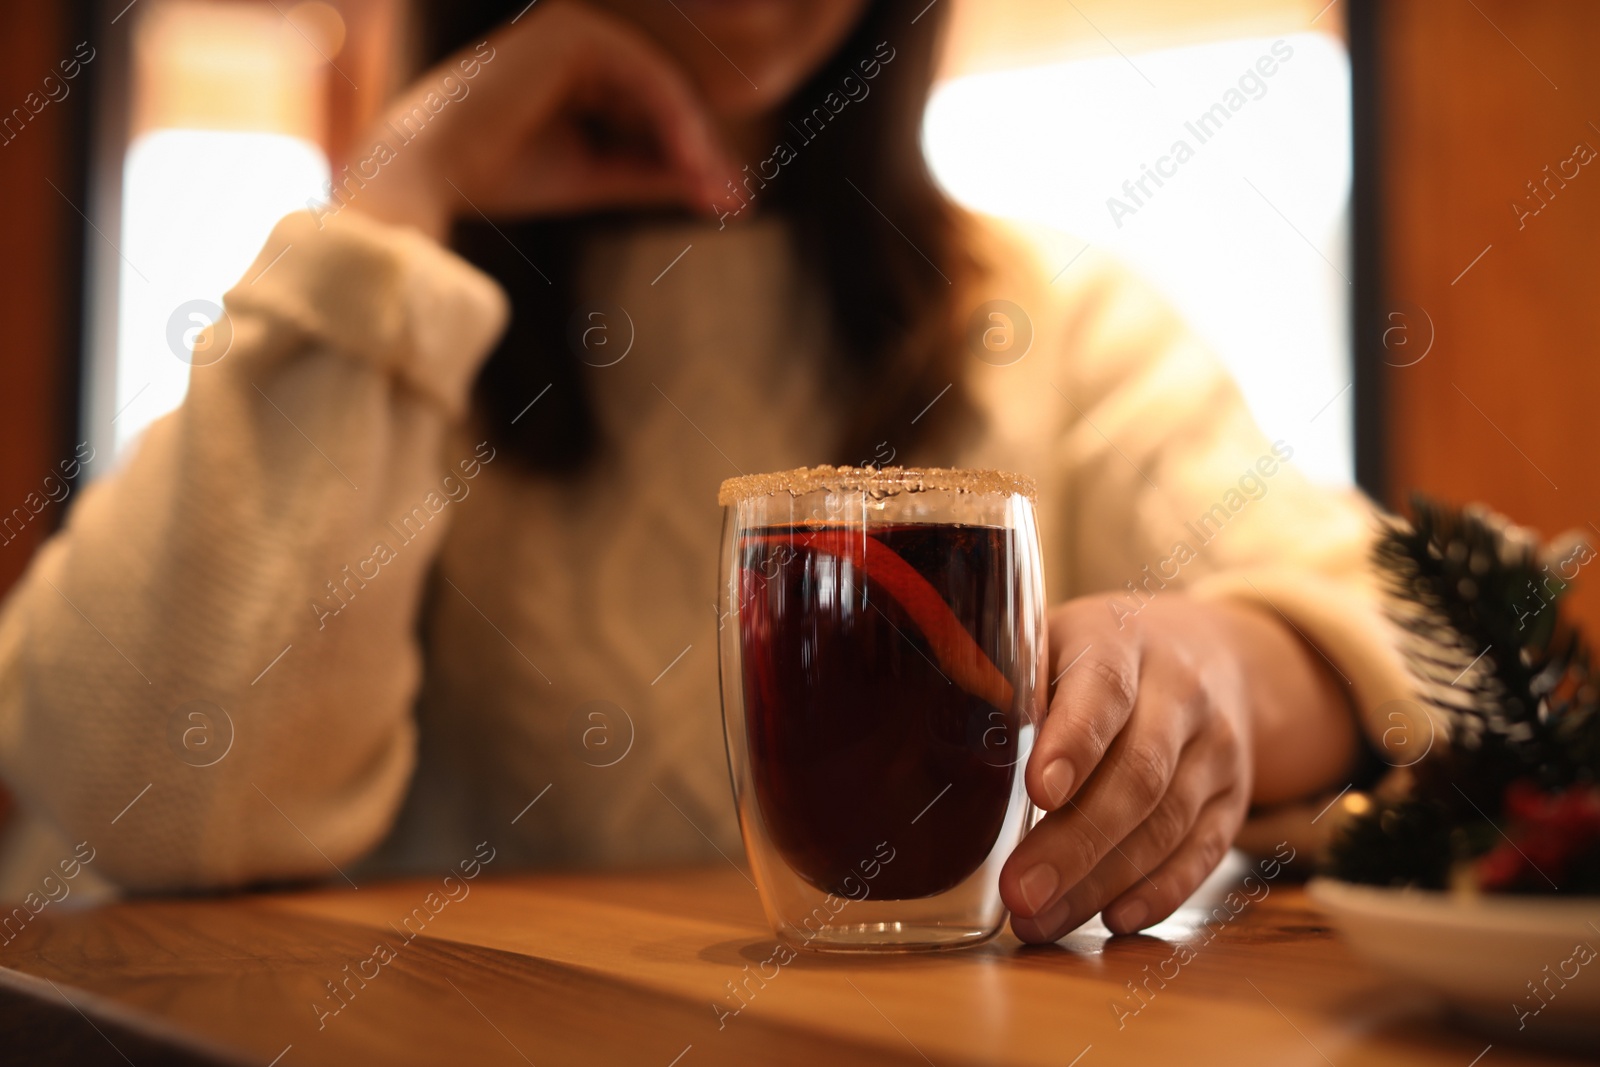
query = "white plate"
(1308, 878, 1600, 1047)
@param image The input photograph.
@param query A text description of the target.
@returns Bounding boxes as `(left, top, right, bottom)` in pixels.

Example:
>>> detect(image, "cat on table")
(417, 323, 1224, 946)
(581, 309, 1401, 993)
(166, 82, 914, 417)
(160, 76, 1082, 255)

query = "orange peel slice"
(745, 528, 1014, 711)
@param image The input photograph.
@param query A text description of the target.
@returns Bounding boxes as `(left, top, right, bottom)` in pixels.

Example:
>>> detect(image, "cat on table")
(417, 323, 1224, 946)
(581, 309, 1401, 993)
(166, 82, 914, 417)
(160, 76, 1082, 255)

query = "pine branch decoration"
(1326, 495, 1600, 893)
(1377, 497, 1599, 806)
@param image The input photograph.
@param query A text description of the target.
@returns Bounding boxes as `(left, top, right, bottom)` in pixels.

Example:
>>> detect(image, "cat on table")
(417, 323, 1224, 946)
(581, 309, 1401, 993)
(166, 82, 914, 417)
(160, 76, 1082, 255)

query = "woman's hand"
(347, 1, 740, 240)
(999, 592, 1357, 941)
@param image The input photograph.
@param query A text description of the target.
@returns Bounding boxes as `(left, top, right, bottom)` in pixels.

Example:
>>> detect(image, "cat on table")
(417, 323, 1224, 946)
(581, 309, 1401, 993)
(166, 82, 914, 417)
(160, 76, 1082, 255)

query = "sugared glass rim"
(717, 465, 1037, 507)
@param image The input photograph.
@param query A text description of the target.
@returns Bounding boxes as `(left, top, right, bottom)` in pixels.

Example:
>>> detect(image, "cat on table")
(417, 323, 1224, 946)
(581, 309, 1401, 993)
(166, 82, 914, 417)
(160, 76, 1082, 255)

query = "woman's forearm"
(0, 211, 508, 890)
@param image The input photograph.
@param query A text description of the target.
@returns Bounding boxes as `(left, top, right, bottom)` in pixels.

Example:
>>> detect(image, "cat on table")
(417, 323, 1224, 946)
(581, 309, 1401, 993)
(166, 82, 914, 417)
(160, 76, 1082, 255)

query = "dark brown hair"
(419, 0, 980, 474)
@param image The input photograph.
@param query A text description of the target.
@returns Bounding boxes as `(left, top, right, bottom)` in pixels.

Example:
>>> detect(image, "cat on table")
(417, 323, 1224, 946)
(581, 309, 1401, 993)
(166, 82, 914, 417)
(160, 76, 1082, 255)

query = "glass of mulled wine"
(716, 466, 1047, 952)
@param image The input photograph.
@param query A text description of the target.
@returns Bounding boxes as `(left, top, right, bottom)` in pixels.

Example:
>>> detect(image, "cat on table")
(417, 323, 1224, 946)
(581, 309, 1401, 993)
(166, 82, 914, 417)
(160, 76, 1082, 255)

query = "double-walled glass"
(716, 466, 1047, 952)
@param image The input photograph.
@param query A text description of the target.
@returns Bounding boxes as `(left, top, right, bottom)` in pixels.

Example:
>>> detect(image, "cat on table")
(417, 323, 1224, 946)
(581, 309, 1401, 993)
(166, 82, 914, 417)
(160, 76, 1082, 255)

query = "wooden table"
(0, 859, 1585, 1066)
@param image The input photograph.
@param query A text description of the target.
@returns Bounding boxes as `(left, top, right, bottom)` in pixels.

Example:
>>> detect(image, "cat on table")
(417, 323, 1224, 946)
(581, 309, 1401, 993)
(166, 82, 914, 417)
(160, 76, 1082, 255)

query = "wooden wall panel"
(0, 2, 81, 831)
(0, 4, 74, 598)
(1378, 0, 1600, 636)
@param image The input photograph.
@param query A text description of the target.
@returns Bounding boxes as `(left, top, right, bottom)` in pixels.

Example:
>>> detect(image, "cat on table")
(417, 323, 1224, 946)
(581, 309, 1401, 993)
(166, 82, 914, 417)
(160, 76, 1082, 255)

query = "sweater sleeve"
(0, 209, 509, 891)
(996, 226, 1426, 855)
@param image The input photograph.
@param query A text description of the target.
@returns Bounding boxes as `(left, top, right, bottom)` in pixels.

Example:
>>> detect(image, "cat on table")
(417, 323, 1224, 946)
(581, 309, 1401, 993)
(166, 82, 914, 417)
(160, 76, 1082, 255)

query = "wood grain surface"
(0, 862, 1587, 1066)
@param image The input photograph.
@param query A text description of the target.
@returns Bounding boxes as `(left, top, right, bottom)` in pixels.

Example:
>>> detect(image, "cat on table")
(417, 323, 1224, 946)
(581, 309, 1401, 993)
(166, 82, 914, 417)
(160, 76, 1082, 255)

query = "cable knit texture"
(0, 208, 1413, 894)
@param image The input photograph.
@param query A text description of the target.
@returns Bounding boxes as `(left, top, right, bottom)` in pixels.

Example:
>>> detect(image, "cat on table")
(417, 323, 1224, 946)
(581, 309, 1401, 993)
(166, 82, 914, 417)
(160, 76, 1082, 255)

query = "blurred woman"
(0, 0, 1406, 942)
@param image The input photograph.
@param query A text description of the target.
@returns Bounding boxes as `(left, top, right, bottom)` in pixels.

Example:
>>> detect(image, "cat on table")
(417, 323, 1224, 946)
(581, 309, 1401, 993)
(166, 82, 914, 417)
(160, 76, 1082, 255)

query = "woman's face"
(586, 0, 870, 120)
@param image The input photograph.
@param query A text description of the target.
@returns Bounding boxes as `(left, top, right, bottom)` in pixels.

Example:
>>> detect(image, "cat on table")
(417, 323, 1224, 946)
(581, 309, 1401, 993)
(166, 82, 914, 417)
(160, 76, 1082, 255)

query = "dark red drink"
(737, 522, 1026, 900)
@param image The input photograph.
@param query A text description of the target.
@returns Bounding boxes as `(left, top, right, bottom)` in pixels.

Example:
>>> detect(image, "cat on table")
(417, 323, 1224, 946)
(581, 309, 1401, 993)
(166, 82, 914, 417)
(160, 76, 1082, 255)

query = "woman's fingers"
(561, 24, 737, 207)
(1027, 608, 1142, 811)
(1009, 789, 1242, 944)
(1007, 727, 1228, 941)
(1003, 659, 1198, 923)
(1006, 595, 1258, 944)
(516, 115, 715, 212)
(1101, 790, 1245, 934)
(375, 2, 740, 226)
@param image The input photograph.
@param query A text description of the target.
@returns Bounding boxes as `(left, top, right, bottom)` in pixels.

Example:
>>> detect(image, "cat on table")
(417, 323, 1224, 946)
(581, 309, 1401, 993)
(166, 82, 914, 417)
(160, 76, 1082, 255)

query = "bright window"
(111, 129, 327, 456)
(925, 31, 1353, 485)
(86, 0, 340, 466)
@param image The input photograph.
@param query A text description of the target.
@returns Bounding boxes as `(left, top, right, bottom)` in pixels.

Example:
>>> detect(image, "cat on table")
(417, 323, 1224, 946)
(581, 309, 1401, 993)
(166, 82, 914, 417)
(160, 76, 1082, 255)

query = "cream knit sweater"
(0, 208, 1413, 893)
